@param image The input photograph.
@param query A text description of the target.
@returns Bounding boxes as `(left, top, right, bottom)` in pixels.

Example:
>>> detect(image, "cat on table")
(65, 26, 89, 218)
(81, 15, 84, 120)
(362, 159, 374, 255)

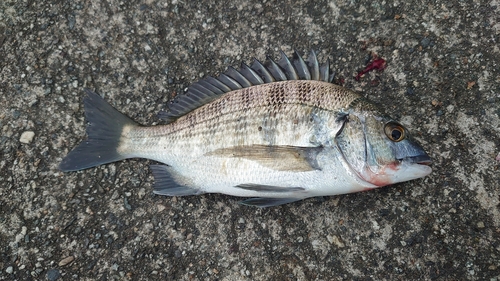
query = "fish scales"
(60, 50, 432, 207)
(121, 80, 359, 156)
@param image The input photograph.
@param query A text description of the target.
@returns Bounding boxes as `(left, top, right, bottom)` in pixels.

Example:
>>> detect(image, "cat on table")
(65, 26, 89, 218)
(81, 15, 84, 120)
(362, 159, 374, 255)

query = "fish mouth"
(401, 154, 432, 166)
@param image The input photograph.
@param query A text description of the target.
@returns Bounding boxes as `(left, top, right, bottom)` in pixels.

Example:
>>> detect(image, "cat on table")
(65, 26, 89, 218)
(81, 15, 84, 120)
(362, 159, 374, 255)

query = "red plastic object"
(355, 58, 386, 81)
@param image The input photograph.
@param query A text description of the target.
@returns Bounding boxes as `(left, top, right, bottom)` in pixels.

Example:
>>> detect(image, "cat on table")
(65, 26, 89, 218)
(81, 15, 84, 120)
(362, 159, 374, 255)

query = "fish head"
(335, 109, 432, 187)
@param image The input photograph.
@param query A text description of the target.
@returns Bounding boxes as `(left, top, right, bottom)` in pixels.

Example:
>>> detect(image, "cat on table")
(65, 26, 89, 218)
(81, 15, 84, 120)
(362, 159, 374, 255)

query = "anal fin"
(150, 165, 202, 196)
(238, 197, 302, 208)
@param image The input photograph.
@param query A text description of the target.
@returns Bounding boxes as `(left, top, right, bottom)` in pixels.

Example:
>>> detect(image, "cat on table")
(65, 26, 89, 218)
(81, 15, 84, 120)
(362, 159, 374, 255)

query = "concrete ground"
(1, 0, 499, 280)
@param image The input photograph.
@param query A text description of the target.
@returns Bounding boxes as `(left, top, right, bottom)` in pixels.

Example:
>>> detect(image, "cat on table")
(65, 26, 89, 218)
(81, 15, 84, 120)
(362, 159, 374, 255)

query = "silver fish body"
(60, 50, 432, 207)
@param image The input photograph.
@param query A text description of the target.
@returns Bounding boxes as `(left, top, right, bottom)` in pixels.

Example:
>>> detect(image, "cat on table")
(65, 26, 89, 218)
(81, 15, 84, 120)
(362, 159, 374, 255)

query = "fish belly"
(126, 136, 376, 198)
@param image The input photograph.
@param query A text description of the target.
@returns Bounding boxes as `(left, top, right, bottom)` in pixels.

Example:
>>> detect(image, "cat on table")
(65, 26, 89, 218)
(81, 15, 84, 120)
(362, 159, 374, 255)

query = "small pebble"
(58, 256, 75, 266)
(20, 131, 35, 144)
(68, 15, 76, 30)
(496, 153, 500, 162)
(123, 197, 132, 210)
(6, 266, 13, 274)
(431, 100, 442, 106)
(157, 204, 166, 212)
(46, 268, 61, 281)
(379, 208, 390, 216)
(174, 250, 182, 258)
(327, 235, 345, 248)
(421, 37, 431, 48)
(12, 110, 21, 119)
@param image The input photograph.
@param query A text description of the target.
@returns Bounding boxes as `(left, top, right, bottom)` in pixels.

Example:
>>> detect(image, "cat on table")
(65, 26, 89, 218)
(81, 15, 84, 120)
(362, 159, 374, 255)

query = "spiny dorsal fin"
(159, 50, 335, 123)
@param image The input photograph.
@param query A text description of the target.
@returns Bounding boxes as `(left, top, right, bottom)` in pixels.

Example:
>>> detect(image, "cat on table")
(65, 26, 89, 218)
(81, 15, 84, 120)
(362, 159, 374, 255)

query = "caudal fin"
(59, 89, 138, 172)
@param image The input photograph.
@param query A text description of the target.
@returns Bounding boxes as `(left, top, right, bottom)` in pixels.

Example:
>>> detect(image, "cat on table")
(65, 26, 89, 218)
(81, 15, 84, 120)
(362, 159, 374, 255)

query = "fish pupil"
(391, 129, 402, 141)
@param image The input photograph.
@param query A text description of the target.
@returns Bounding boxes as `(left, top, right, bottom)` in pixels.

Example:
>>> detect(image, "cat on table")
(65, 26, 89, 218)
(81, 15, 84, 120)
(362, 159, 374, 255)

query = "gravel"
(1, 0, 499, 280)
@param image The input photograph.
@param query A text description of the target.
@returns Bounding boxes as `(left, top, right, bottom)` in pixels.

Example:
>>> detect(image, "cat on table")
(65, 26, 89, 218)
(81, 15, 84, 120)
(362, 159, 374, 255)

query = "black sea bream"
(60, 50, 432, 207)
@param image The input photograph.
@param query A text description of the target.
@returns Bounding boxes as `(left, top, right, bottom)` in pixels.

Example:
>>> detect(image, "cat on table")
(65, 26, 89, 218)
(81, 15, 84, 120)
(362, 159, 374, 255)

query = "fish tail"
(59, 89, 138, 172)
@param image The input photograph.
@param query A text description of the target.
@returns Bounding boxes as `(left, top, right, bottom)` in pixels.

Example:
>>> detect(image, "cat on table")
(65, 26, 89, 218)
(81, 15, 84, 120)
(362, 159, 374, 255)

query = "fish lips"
(402, 154, 432, 166)
(397, 153, 433, 179)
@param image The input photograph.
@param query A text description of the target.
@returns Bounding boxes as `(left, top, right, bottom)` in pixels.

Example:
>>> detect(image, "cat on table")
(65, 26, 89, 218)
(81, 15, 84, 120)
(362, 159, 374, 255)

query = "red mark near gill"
(362, 162, 400, 187)
(355, 57, 387, 81)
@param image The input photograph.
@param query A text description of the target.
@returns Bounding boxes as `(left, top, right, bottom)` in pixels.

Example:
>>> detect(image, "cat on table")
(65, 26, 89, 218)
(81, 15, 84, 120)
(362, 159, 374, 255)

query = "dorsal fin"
(158, 50, 336, 123)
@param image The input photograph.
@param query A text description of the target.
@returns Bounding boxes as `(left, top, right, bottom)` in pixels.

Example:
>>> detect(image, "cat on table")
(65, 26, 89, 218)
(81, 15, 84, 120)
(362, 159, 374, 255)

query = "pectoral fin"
(206, 145, 322, 172)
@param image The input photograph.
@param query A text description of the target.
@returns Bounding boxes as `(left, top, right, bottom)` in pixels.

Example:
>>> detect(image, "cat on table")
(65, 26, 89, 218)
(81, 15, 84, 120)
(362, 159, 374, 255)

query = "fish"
(59, 50, 432, 207)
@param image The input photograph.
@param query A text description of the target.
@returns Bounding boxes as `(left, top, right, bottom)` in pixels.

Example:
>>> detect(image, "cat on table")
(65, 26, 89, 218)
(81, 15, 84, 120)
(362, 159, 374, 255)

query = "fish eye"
(384, 122, 405, 142)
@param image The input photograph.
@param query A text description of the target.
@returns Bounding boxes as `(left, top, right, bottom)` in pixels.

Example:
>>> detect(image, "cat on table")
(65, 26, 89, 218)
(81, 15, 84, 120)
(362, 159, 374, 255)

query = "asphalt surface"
(1, 0, 499, 280)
